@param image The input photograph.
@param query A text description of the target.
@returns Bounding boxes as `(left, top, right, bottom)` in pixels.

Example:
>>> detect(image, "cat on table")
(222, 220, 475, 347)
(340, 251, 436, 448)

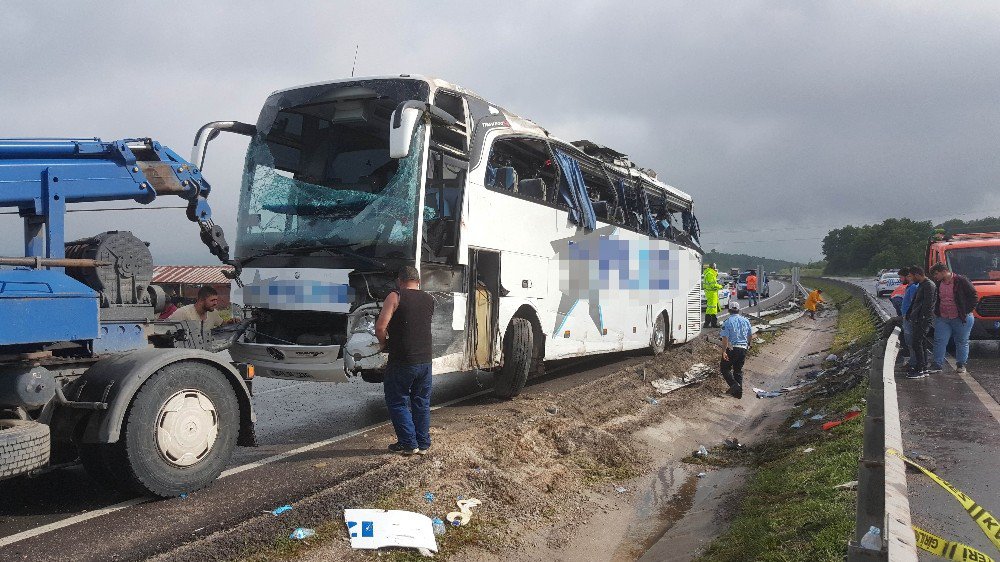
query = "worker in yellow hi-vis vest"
(703, 263, 723, 328)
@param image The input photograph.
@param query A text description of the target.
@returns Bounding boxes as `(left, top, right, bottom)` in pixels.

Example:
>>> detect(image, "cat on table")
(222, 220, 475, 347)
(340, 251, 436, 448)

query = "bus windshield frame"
(235, 79, 432, 269)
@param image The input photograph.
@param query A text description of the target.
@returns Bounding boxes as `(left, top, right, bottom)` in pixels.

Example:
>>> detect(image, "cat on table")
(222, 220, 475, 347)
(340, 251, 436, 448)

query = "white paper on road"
(343, 509, 438, 552)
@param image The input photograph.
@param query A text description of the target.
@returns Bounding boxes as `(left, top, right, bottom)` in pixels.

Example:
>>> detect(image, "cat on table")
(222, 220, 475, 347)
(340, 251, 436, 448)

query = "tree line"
(822, 216, 1000, 275)
(704, 250, 801, 273)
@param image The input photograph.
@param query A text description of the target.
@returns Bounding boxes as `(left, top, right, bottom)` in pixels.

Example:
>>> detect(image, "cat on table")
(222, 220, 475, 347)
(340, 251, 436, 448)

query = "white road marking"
(0, 389, 493, 547)
(943, 356, 1000, 426)
(0, 497, 149, 548)
(718, 279, 789, 321)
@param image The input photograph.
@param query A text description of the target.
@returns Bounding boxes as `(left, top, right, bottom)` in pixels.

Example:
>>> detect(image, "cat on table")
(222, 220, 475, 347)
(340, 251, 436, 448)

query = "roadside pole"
(758, 262, 763, 320)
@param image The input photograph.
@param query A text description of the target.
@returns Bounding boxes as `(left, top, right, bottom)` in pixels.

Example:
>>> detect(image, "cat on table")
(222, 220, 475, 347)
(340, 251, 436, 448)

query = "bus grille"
(687, 284, 702, 339)
(976, 296, 1000, 318)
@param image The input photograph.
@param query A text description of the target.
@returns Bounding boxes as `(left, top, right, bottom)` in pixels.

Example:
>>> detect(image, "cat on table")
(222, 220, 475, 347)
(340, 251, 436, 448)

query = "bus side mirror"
(390, 106, 422, 159)
(390, 101, 460, 159)
(191, 121, 257, 170)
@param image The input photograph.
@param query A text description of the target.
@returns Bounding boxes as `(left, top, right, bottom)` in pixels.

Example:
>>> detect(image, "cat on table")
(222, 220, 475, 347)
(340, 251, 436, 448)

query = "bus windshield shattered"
(235, 80, 431, 267)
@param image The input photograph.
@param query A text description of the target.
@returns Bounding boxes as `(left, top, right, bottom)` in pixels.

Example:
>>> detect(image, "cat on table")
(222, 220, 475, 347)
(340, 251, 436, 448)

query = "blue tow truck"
(0, 135, 258, 496)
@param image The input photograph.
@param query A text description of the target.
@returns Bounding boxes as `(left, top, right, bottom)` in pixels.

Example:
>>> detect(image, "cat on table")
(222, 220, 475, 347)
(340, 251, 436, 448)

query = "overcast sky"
(3, 1, 999, 263)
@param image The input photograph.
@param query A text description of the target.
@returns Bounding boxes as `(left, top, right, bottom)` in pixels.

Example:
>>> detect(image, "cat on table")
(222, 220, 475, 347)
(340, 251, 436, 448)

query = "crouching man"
(375, 266, 435, 455)
(720, 300, 752, 399)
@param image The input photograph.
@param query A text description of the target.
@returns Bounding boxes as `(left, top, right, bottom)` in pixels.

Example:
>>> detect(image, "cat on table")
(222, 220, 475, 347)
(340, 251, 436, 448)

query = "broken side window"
(551, 148, 597, 231)
(431, 90, 469, 154)
(577, 162, 616, 223)
(485, 137, 557, 203)
(423, 149, 466, 263)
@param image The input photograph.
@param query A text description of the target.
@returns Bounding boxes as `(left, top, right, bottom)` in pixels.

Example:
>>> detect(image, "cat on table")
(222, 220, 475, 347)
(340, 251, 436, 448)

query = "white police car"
(876, 272, 902, 297)
(702, 277, 732, 310)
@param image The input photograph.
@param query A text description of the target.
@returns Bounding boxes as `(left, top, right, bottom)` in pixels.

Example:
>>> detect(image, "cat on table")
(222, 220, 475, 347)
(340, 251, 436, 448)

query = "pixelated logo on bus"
(552, 227, 696, 332)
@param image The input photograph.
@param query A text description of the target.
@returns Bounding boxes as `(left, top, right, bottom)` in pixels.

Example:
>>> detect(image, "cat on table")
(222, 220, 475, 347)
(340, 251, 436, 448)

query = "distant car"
(876, 272, 902, 297)
(874, 268, 898, 285)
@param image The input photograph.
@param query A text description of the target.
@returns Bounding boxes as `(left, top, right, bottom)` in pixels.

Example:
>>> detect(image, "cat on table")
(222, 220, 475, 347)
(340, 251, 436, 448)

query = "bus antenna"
(351, 44, 359, 77)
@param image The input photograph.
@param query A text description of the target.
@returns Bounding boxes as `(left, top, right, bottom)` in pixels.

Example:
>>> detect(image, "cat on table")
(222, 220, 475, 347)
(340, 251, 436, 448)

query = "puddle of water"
(611, 466, 699, 560)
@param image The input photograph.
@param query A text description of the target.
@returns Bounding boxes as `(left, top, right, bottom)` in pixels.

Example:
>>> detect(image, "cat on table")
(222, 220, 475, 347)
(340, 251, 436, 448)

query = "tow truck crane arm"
(0, 137, 234, 267)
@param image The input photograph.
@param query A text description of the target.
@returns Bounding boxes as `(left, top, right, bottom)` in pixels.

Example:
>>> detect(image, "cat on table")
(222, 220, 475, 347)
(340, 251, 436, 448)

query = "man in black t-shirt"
(375, 266, 435, 455)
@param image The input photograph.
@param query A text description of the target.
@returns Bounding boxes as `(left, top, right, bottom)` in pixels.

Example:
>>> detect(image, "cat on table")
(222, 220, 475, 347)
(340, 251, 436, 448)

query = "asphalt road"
(840, 277, 1000, 559)
(0, 282, 794, 561)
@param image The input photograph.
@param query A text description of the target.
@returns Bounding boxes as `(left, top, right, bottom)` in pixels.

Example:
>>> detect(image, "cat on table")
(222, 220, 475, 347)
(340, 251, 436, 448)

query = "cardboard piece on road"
(343, 509, 438, 552)
(651, 363, 712, 394)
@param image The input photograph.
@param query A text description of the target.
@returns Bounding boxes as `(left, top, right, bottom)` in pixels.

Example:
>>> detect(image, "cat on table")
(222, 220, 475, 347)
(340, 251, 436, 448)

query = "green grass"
(693, 278, 875, 562)
(803, 278, 878, 355)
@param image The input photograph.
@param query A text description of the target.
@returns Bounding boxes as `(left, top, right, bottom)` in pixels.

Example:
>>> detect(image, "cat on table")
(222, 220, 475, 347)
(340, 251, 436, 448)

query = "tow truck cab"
(927, 232, 1000, 340)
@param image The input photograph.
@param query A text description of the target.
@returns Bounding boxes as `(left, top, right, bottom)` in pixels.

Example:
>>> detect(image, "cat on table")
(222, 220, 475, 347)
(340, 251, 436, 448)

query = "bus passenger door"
(467, 249, 501, 369)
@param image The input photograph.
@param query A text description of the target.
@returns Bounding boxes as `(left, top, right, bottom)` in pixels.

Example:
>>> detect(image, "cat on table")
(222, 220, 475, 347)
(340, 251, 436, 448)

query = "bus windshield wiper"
(289, 244, 389, 270)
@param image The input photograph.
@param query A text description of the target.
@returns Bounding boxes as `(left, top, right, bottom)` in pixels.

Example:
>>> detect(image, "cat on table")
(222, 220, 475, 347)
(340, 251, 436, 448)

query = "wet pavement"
(843, 277, 1000, 559)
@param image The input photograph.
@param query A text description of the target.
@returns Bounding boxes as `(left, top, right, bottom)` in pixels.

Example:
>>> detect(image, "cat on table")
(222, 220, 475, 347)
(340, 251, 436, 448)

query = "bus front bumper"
(229, 342, 348, 383)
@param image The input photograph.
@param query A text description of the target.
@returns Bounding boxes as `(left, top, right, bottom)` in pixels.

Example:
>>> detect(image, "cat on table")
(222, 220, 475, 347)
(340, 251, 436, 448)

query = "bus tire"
(649, 312, 668, 356)
(494, 318, 533, 399)
(0, 419, 50, 480)
(88, 361, 240, 497)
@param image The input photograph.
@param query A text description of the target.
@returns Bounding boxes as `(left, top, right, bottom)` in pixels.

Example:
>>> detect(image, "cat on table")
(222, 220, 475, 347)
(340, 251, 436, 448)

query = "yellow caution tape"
(888, 448, 1000, 553)
(913, 525, 995, 562)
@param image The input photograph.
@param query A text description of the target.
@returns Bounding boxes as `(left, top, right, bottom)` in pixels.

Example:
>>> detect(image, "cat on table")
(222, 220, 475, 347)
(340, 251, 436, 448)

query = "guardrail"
(823, 281, 919, 561)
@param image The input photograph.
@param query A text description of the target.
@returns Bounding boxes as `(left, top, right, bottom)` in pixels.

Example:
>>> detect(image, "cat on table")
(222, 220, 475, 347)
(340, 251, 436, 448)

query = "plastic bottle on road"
(432, 517, 447, 536)
(290, 528, 316, 540)
(859, 526, 881, 550)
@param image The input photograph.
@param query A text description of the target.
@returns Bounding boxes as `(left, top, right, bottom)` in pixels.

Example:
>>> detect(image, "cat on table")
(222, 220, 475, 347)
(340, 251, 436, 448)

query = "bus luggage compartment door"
(468, 249, 500, 369)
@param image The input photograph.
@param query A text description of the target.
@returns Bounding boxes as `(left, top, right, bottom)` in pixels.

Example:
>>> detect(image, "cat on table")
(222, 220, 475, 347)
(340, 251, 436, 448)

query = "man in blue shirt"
(720, 300, 752, 398)
(900, 266, 920, 371)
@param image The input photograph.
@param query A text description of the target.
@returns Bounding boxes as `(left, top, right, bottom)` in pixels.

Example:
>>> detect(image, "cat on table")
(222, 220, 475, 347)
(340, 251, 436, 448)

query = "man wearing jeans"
(745, 270, 759, 307)
(899, 266, 920, 370)
(720, 300, 752, 399)
(375, 266, 435, 455)
(930, 263, 978, 374)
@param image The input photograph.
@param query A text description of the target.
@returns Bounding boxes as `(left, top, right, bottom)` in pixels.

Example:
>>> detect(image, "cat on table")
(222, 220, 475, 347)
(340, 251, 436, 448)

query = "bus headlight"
(352, 313, 377, 335)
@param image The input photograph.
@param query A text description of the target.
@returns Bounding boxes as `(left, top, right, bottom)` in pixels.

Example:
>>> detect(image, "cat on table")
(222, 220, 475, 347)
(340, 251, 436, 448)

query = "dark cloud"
(2, 1, 998, 263)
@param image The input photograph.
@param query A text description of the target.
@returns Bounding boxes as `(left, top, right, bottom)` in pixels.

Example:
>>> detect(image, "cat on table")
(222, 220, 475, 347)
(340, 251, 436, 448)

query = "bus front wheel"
(649, 313, 668, 355)
(494, 318, 533, 399)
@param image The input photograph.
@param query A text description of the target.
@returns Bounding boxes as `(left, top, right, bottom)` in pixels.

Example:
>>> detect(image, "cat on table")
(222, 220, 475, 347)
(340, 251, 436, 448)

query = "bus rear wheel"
(649, 313, 668, 355)
(494, 318, 533, 399)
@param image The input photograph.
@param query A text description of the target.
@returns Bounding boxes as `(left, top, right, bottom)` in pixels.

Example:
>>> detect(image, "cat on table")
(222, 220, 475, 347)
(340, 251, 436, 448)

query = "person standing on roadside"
(745, 270, 759, 307)
(720, 300, 752, 399)
(374, 266, 435, 456)
(904, 266, 936, 378)
(703, 263, 723, 328)
(900, 266, 920, 371)
(929, 263, 978, 374)
(889, 267, 909, 317)
(804, 288, 824, 320)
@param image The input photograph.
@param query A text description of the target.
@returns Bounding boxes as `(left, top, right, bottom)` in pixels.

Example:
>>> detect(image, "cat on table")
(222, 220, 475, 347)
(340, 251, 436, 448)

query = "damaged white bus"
(207, 75, 704, 398)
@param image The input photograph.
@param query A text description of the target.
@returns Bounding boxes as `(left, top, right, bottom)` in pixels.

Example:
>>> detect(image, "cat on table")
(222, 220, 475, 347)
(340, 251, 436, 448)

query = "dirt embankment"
(161, 316, 830, 562)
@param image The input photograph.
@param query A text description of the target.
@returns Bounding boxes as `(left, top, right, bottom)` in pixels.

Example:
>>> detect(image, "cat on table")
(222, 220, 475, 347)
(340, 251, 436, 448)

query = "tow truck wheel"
(92, 362, 239, 497)
(494, 318, 533, 399)
(0, 419, 50, 479)
(649, 312, 668, 355)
